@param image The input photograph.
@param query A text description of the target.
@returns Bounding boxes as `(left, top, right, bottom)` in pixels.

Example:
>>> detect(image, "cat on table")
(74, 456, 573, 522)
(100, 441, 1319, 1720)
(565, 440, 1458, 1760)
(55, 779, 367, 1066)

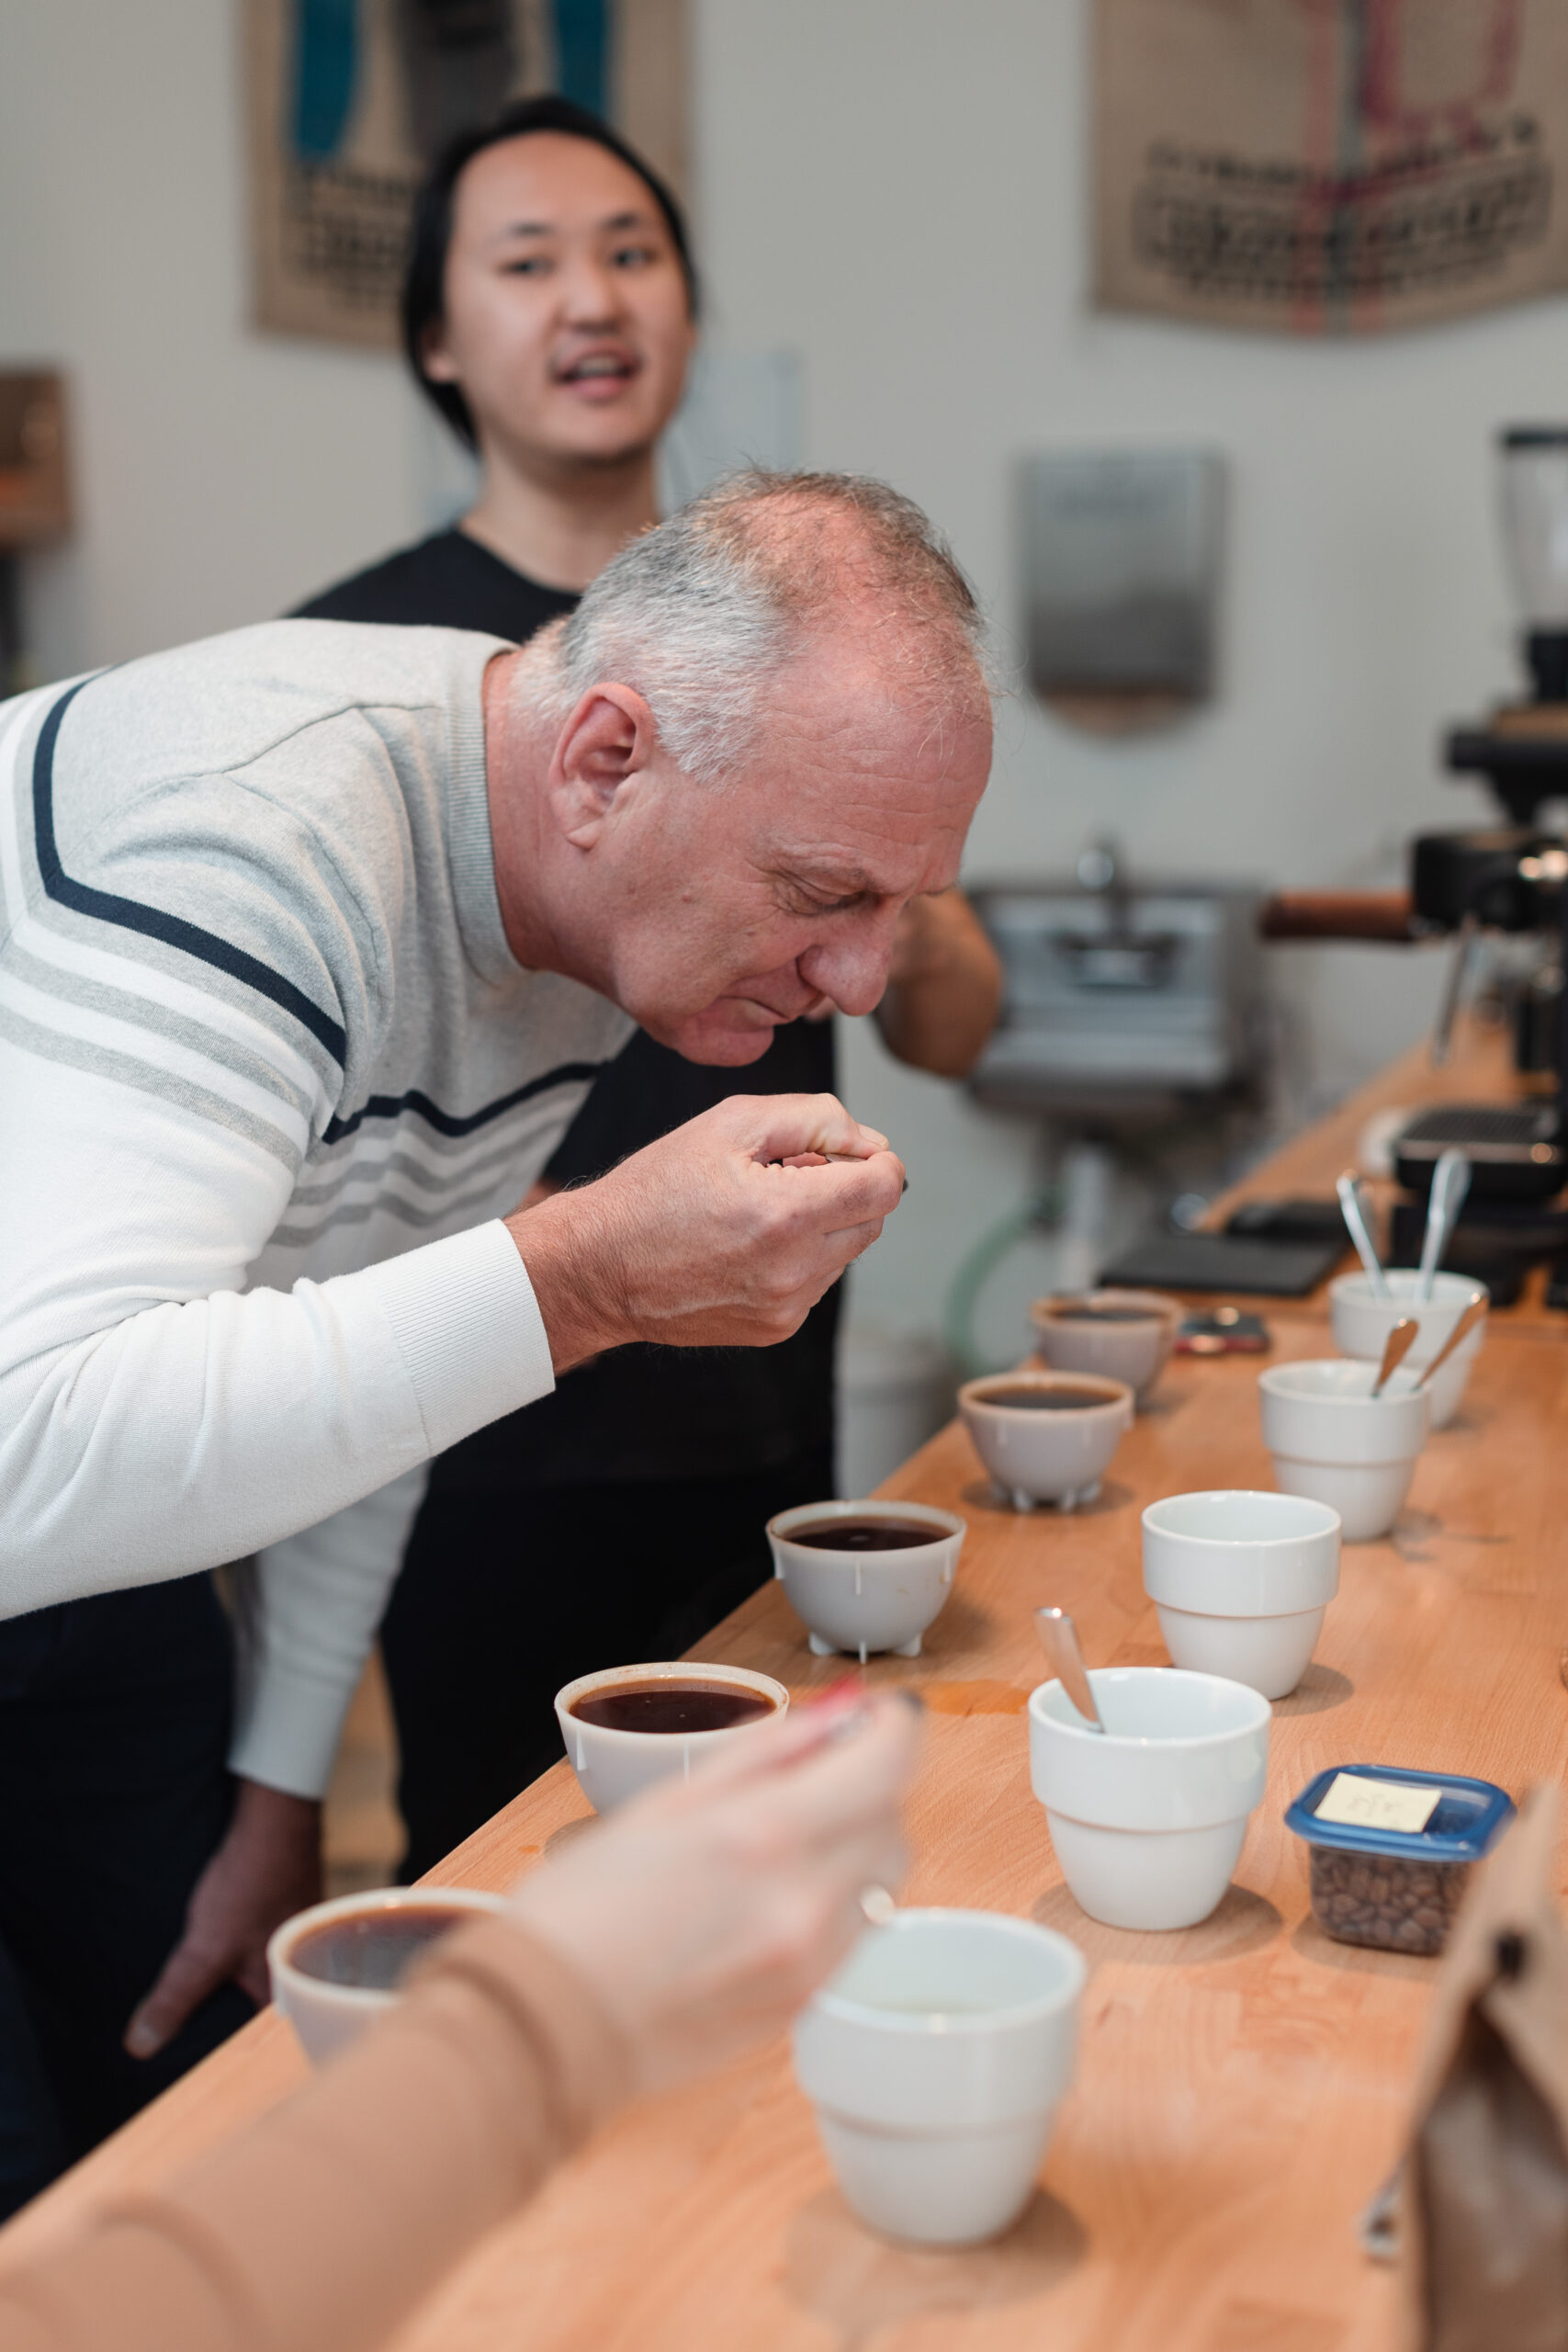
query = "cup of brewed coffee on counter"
(268, 1886, 509, 2065)
(958, 1370, 1134, 1511)
(1029, 1287, 1180, 1406)
(768, 1499, 965, 1661)
(793, 1907, 1085, 2245)
(555, 1661, 789, 1813)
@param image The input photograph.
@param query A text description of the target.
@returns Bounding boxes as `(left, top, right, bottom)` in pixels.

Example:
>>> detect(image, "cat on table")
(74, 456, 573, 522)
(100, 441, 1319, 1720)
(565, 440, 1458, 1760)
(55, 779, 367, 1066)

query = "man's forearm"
(504, 1183, 635, 1374)
(874, 890, 1002, 1078)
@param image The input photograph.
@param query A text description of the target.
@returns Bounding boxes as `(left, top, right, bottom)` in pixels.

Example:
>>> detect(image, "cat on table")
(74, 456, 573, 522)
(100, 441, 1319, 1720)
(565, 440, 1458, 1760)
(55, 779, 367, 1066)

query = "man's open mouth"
(555, 349, 638, 386)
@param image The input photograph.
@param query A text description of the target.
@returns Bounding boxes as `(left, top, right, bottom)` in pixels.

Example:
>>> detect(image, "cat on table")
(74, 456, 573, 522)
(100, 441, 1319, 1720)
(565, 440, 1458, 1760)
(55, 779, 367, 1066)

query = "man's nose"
(796, 922, 897, 1019)
(558, 254, 624, 324)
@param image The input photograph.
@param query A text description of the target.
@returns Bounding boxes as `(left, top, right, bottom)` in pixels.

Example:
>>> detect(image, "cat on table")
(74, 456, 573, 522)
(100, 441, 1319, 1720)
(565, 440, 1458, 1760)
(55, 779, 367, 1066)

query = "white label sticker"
(1314, 1772, 1442, 1836)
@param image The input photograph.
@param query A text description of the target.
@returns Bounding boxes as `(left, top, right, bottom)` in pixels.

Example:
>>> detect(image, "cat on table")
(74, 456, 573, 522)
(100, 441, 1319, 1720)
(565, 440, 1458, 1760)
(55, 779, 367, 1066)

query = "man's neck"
(462, 443, 660, 594)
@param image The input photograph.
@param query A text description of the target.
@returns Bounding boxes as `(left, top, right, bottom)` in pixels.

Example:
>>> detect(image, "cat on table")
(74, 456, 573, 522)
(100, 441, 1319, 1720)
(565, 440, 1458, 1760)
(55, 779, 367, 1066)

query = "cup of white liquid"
(554, 1662, 789, 1813)
(1141, 1489, 1342, 1699)
(1328, 1269, 1487, 1430)
(793, 1908, 1085, 2245)
(268, 1886, 509, 2066)
(1029, 1668, 1270, 1930)
(1258, 1359, 1428, 1541)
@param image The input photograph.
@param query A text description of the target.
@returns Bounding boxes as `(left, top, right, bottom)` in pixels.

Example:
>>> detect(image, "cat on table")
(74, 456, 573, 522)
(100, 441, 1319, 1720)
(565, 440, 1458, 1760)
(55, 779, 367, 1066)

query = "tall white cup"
(1258, 1359, 1428, 1542)
(1029, 1668, 1270, 1930)
(794, 1909, 1085, 2245)
(1328, 1269, 1487, 1430)
(1141, 1489, 1342, 1698)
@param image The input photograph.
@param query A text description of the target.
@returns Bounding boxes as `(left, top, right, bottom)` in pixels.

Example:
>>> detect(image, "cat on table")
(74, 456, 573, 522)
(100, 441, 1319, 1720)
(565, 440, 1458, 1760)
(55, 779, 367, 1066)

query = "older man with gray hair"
(0, 469, 992, 2196)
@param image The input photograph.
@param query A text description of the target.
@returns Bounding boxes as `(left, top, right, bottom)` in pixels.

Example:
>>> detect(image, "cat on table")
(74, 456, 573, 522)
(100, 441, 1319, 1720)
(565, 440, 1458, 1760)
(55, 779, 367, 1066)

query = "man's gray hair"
(542, 469, 987, 782)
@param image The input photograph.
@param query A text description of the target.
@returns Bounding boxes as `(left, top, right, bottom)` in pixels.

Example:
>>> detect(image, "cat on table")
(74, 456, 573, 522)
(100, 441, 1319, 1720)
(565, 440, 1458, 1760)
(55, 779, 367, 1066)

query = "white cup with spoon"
(1029, 1611, 1271, 1930)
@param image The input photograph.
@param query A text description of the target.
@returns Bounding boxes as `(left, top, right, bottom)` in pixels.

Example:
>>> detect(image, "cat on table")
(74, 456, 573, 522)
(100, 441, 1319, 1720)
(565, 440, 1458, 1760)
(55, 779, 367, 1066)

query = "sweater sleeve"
(0, 1045, 556, 1789)
(0, 1915, 633, 2352)
(228, 1468, 430, 1798)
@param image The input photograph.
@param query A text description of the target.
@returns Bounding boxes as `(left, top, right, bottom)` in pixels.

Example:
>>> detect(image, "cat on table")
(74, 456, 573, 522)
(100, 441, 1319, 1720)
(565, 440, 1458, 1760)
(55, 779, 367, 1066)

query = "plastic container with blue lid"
(1285, 1764, 1515, 1955)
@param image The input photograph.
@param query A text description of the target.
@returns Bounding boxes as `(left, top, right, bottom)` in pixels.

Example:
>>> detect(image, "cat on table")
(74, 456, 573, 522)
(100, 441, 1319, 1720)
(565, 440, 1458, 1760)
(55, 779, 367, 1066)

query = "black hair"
(401, 94, 698, 450)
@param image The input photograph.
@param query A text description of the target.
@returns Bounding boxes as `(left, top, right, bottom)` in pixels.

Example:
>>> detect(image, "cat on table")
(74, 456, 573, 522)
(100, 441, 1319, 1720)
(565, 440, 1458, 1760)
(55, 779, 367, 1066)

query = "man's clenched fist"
(507, 1093, 905, 1374)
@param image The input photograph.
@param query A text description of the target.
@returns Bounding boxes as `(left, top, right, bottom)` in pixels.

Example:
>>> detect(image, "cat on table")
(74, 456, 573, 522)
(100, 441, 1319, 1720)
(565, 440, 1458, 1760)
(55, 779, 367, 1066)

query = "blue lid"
(1284, 1764, 1515, 1862)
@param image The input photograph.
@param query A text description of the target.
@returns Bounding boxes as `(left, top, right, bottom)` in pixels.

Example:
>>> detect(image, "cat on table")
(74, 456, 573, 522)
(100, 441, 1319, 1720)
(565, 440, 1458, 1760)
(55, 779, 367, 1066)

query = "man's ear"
(547, 684, 661, 849)
(418, 318, 460, 386)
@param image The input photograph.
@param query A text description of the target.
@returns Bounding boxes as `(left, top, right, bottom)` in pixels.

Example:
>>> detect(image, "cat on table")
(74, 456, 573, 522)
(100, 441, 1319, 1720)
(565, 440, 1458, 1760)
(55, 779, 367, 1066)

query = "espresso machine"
(1259, 428, 1568, 1294)
(1398, 429, 1568, 1194)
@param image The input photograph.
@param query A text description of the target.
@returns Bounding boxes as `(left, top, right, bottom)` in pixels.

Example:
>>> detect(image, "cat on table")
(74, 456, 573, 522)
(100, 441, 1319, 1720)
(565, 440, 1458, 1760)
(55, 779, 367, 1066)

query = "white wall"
(3, 0, 1559, 1355)
(693, 0, 1560, 1345)
(0, 0, 426, 670)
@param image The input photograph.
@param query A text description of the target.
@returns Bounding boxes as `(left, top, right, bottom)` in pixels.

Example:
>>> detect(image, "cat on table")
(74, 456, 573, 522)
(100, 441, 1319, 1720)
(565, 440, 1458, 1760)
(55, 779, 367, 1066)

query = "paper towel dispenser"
(1021, 447, 1224, 731)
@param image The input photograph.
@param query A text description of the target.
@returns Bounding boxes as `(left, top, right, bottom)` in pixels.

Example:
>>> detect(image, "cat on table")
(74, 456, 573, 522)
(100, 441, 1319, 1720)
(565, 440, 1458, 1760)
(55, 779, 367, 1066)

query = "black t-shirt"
(296, 527, 580, 642)
(294, 529, 840, 1487)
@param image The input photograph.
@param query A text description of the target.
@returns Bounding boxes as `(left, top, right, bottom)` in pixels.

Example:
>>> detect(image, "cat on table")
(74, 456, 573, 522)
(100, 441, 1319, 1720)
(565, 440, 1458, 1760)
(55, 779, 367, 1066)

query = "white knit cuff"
(364, 1220, 556, 1456)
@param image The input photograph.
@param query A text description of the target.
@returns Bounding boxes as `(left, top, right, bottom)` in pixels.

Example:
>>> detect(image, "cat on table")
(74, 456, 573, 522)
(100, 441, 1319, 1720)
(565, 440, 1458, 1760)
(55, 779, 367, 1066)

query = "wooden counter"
(6, 1021, 1568, 2352)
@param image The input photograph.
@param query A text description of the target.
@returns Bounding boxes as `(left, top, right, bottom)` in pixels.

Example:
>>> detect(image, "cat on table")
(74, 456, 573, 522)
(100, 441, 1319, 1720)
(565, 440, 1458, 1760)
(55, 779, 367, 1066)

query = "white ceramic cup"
(1258, 1359, 1429, 1542)
(1141, 1489, 1343, 1699)
(554, 1660, 789, 1814)
(958, 1370, 1134, 1511)
(767, 1498, 965, 1661)
(268, 1886, 509, 2066)
(1028, 1288, 1180, 1404)
(1028, 1668, 1271, 1930)
(793, 1908, 1086, 2245)
(1328, 1268, 1488, 1430)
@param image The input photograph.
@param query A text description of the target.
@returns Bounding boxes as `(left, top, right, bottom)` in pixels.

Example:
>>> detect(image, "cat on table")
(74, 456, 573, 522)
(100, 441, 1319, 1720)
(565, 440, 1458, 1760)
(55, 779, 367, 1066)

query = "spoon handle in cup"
(1371, 1317, 1417, 1396)
(1034, 1609, 1104, 1734)
(1337, 1171, 1391, 1303)
(1415, 1295, 1487, 1391)
(1416, 1148, 1471, 1306)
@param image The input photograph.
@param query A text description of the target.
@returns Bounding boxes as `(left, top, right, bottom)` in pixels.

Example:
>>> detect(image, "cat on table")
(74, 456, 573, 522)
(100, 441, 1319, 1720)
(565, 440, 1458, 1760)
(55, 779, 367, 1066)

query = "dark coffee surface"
(290, 1906, 461, 1992)
(787, 1519, 943, 1551)
(976, 1385, 1111, 1411)
(1048, 1305, 1159, 1324)
(570, 1681, 776, 1734)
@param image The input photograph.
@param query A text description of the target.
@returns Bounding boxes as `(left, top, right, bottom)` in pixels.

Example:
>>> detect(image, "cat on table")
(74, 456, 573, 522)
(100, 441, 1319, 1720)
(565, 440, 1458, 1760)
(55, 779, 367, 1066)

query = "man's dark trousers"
(0, 1574, 255, 2220)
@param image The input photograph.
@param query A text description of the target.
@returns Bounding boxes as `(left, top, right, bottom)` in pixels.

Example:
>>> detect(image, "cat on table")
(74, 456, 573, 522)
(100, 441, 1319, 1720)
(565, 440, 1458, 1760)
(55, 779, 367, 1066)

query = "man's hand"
(508, 1092, 905, 1374)
(123, 1779, 322, 2059)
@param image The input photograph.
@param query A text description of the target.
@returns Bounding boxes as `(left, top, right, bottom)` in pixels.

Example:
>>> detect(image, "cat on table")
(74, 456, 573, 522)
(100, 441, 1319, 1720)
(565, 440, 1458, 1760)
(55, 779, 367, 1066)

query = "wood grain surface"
(5, 1016, 1566, 2352)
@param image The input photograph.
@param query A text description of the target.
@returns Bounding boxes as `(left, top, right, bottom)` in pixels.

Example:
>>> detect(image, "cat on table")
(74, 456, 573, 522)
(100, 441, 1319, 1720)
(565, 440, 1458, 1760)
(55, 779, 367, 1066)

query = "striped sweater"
(0, 621, 631, 1794)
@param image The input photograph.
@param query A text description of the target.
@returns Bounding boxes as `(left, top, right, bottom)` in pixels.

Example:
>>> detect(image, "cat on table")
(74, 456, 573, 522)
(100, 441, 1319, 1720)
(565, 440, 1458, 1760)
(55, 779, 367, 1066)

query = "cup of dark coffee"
(958, 1371, 1134, 1510)
(267, 1886, 509, 2066)
(555, 1660, 790, 1814)
(768, 1498, 965, 1661)
(1029, 1287, 1179, 1405)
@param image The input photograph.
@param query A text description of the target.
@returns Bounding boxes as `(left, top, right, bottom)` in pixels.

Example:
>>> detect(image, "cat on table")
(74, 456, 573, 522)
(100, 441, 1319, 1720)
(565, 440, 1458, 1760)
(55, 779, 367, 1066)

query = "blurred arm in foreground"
(0, 1689, 919, 2352)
